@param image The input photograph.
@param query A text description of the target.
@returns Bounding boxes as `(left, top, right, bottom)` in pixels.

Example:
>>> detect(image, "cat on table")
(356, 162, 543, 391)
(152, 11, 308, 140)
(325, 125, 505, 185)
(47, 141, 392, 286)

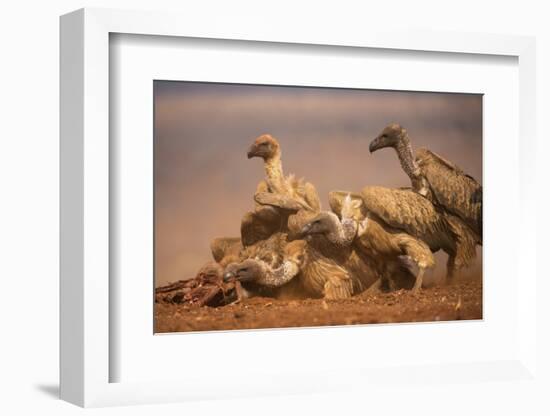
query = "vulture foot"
(254, 192, 303, 211)
(411, 267, 425, 295)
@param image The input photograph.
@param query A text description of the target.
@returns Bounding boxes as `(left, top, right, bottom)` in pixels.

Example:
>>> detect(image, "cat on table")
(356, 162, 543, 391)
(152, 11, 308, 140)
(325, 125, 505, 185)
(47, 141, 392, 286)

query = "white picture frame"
(60, 8, 538, 408)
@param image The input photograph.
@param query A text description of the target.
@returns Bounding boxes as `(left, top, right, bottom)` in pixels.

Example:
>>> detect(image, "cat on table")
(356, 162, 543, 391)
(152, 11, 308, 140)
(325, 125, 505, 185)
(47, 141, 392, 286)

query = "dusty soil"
(155, 278, 482, 333)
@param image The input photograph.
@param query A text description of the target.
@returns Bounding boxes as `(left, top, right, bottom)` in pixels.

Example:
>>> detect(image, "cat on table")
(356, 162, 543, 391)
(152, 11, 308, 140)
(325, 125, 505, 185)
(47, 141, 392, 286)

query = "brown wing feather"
(443, 213, 478, 269)
(240, 207, 284, 246)
(329, 188, 450, 253)
(241, 180, 289, 246)
(359, 186, 446, 238)
(210, 237, 242, 266)
(247, 178, 321, 246)
(416, 148, 482, 241)
(302, 181, 321, 212)
(300, 245, 354, 299)
(253, 180, 270, 209)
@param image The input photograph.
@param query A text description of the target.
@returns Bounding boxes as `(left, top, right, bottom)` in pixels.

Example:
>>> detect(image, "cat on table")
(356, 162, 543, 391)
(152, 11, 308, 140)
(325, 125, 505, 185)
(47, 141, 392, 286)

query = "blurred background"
(154, 81, 482, 286)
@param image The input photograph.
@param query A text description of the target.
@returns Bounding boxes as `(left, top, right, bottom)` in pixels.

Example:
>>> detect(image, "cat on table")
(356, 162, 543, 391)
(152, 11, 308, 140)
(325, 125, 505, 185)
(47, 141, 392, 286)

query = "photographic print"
(154, 81, 482, 333)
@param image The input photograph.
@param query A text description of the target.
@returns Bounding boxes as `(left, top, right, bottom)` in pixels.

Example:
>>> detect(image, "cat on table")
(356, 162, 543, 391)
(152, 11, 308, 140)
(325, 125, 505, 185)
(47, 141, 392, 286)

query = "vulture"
(207, 134, 326, 300)
(247, 134, 320, 212)
(369, 123, 482, 242)
(224, 238, 365, 300)
(329, 188, 477, 283)
(213, 134, 377, 300)
(300, 194, 434, 294)
(243, 134, 321, 243)
(209, 232, 298, 302)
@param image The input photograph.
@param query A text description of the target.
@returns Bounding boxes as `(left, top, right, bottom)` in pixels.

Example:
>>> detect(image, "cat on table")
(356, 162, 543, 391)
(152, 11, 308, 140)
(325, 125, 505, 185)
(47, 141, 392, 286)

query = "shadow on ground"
(35, 384, 59, 399)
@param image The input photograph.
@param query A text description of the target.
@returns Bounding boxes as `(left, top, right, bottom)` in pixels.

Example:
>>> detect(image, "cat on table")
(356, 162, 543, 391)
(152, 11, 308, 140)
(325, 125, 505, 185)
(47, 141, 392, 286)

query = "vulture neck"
(257, 259, 299, 287)
(264, 153, 286, 193)
(395, 134, 422, 180)
(326, 214, 357, 247)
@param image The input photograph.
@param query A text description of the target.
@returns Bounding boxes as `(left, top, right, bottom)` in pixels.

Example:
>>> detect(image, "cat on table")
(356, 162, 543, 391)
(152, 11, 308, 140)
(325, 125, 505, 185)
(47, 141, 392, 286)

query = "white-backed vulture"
(329, 188, 477, 282)
(244, 134, 321, 241)
(247, 134, 321, 211)
(209, 232, 294, 302)
(219, 232, 306, 300)
(369, 123, 482, 242)
(299, 195, 434, 294)
(224, 238, 364, 300)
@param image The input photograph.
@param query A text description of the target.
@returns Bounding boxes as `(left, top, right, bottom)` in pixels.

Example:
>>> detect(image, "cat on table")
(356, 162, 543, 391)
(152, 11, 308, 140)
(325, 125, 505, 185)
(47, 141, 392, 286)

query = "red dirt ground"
(155, 277, 482, 333)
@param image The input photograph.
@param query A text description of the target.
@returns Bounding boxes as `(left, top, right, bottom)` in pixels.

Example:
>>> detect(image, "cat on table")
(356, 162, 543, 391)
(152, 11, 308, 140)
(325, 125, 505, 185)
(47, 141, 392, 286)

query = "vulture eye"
(238, 267, 248, 274)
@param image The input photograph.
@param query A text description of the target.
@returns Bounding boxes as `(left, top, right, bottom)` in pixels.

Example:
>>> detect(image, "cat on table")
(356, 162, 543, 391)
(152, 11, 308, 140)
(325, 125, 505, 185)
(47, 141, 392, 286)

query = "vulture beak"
(369, 136, 382, 153)
(223, 271, 236, 282)
(247, 144, 257, 159)
(298, 222, 312, 238)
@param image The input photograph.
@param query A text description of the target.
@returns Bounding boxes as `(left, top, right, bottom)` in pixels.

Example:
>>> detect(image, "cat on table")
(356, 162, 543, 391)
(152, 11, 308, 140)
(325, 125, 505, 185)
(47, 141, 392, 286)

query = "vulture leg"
(254, 192, 304, 211)
(411, 267, 425, 295)
(397, 238, 434, 293)
(446, 253, 457, 284)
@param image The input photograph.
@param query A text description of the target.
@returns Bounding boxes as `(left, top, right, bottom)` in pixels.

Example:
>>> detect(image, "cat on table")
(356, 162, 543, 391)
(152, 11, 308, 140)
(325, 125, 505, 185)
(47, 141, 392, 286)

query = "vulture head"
(369, 123, 407, 153)
(223, 259, 264, 283)
(298, 212, 341, 241)
(247, 134, 281, 160)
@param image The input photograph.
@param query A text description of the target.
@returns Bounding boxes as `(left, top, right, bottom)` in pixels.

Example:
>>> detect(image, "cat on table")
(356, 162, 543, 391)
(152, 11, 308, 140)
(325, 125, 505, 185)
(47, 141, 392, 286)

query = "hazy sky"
(154, 81, 482, 285)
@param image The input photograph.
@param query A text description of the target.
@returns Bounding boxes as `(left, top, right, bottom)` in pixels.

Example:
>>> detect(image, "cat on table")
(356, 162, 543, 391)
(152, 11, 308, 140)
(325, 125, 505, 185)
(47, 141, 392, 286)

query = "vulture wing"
(329, 188, 447, 250)
(302, 181, 322, 212)
(416, 148, 482, 241)
(241, 180, 289, 246)
(443, 212, 478, 269)
(210, 237, 242, 266)
(359, 186, 447, 239)
(246, 177, 322, 246)
(240, 206, 284, 247)
(280, 175, 321, 212)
